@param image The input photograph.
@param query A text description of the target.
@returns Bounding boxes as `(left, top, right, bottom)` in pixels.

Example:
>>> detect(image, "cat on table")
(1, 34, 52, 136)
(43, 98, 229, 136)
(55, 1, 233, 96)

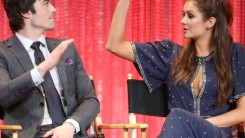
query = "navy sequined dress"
(132, 40, 245, 138)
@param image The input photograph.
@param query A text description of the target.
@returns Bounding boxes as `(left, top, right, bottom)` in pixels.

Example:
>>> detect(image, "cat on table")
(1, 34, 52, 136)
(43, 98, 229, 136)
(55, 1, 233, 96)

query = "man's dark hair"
(2, 0, 37, 32)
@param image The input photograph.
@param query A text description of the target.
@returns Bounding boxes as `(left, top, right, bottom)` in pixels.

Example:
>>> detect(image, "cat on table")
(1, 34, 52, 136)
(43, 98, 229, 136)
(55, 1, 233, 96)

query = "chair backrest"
(0, 107, 4, 120)
(127, 74, 168, 138)
(91, 74, 168, 138)
(127, 77, 169, 117)
(88, 76, 105, 138)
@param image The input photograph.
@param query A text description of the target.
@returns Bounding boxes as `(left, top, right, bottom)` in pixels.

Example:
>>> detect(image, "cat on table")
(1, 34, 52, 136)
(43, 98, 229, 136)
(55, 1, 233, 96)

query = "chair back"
(92, 74, 166, 138)
(127, 79, 169, 117)
(89, 76, 105, 138)
(0, 107, 4, 120)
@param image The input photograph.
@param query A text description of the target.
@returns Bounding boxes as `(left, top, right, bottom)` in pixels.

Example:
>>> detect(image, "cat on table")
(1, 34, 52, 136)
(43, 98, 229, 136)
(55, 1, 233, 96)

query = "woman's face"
(181, 1, 210, 39)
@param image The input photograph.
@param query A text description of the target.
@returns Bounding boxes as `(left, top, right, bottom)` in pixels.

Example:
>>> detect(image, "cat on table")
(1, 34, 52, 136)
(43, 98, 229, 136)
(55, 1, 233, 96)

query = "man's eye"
(43, 1, 50, 5)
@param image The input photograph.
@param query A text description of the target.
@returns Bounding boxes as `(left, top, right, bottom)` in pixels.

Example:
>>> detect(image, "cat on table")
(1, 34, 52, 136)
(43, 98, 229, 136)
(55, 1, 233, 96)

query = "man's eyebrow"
(41, 0, 51, 2)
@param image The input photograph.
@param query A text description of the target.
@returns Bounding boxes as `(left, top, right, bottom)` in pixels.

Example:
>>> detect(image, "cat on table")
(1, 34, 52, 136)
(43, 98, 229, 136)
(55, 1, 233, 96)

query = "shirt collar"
(15, 33, 47, 51)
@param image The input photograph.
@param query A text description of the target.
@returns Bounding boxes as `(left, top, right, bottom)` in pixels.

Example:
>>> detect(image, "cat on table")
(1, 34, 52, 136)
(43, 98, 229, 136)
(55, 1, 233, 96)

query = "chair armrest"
(0, 125, 22, 131)
(97, 123, 148, 138)
(0, 125, 22, 138)
(97, 123, 148, 129)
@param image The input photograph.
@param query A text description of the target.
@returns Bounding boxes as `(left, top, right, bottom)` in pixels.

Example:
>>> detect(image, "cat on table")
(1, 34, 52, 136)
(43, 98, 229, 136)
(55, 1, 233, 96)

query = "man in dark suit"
(0, 0, 100, 138)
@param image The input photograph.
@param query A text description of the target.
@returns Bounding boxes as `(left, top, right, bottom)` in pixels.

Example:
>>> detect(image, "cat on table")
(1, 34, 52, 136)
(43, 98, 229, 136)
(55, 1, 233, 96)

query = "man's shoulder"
(46, 37, 64, 43)
(0, 35, 14, 43)
(0, 35, 16, 48)
(45, 37, 74, 47)
(45, 37, 76, 52)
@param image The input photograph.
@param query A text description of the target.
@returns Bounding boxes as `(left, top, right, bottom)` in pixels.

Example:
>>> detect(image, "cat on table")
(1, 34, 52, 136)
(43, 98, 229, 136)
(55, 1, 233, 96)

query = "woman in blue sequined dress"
(106, 0, 245, 137)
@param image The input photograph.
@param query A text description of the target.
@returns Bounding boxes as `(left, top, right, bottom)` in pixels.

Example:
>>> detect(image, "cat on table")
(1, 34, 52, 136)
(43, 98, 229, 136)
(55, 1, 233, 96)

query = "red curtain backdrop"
(1, 0, 245, 137)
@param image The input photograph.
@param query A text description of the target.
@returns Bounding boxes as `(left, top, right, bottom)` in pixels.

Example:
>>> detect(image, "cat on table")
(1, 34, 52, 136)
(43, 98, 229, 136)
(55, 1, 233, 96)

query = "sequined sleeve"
(229, 43, 245, 103)
(131, 39, 181, 92)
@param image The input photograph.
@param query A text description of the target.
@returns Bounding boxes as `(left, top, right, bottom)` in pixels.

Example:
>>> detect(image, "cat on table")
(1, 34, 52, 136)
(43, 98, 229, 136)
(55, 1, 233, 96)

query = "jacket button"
(40, 102, 44, 106)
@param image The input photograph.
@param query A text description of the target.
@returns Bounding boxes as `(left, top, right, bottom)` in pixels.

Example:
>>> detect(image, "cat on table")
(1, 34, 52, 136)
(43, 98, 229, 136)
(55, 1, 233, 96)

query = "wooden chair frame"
(94, 114, 148, 138)
(91, 74, 168, 138)
(0, 125, 22, 138)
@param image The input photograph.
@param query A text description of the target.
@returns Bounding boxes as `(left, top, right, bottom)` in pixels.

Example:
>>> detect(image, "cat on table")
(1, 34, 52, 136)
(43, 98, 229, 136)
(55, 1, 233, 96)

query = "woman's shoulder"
(133, 39, 183, 57)
(231, 42, 245, 56)
(232, 42, 244, 50)
(153, 39, 182, 47)
(231, 42, 245, 63)
(150, 39, 183, 53)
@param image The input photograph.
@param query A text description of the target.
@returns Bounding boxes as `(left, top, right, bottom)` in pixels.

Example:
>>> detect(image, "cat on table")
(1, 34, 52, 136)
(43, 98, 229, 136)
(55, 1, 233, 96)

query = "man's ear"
(206, 17, 216, 30)
(22, 11, 31, 19)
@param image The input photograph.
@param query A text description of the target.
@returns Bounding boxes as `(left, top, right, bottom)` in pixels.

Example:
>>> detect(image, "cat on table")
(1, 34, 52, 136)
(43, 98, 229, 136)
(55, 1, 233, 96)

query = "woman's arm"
(206, 96, 245, 127)
(106, 0, 135, 62)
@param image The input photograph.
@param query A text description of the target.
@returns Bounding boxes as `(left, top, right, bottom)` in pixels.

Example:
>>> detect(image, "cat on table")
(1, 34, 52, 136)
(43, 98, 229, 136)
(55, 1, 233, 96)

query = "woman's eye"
(188, 14, 194, 19)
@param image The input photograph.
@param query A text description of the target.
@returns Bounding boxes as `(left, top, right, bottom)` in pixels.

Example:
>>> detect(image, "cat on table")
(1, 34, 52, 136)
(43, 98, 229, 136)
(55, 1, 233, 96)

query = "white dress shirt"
(15, 33, 80, 133)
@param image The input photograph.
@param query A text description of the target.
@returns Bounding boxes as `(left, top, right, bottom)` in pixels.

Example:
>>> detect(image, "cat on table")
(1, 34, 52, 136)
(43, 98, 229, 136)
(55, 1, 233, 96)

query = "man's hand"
(43, 122, 76, 138)
(37, 39, 74, 77)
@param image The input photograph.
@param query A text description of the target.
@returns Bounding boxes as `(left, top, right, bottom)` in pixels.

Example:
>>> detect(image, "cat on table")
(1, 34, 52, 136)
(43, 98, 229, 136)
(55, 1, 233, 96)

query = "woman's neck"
(194, 37, 213, 57)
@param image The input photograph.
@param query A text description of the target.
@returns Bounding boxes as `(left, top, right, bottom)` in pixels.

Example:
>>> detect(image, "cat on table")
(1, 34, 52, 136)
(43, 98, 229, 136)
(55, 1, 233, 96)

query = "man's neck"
(17, 29, 44, 41)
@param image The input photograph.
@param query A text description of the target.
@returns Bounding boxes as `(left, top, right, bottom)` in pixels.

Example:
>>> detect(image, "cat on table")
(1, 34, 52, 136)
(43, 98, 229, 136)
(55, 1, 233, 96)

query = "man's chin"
(46, 26, 55, 31)
(46, 28, 54, 31)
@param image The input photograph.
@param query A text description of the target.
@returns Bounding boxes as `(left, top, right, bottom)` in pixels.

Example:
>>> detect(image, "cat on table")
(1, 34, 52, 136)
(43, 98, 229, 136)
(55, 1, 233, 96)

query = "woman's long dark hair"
(172, 0, 234, 106)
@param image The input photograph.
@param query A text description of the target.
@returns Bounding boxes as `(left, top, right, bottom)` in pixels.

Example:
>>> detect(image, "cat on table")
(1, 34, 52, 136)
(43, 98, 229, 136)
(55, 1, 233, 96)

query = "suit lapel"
(46, 39, 68, 94)
(7, 35, 44, 92)
(7, 35, 34, 72)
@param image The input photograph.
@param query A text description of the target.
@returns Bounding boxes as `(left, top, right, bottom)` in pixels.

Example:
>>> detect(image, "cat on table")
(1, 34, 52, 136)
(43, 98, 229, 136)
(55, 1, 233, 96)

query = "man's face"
(28, 0, 56, 32)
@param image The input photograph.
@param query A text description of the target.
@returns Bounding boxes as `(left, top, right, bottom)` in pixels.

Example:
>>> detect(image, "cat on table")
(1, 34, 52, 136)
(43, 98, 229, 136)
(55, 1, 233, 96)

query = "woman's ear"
(206, 17, 216, 30)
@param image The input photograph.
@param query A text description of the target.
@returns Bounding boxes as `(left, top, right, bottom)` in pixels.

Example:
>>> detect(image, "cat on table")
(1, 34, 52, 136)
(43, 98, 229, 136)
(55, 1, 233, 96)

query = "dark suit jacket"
(0, 35, 100, 138)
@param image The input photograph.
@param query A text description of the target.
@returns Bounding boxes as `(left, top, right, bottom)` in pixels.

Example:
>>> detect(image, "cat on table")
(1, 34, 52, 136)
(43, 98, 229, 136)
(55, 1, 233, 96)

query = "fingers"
(60, 39, 74, 48)
(42, 125, 74, 138)
(36, 38, 74, 77)
(55, 38, 74, 51)
(53, 39, 74, 55)
(62, 39, 74, 45)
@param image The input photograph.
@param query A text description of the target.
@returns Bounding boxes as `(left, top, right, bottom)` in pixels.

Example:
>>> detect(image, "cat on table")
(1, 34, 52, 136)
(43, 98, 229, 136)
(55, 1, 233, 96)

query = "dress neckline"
(196, 52, 214, 61)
